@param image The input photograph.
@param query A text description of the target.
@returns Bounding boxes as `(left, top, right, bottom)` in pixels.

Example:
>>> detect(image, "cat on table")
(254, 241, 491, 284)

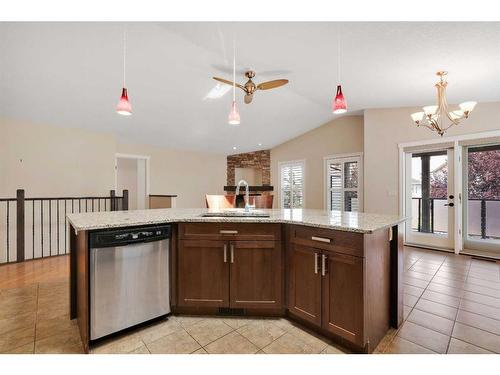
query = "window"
(325, 154, 363, 212)
(279, 161, 305, 209)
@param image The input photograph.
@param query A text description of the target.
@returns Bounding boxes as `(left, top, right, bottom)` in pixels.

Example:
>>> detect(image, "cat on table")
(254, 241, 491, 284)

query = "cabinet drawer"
(288, 225, 364, 257)
(179, 223, 281, 241)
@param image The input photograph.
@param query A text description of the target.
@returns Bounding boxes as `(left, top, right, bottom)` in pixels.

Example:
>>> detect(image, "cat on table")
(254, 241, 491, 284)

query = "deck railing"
(411, 197, 500, 239)
(0, 189, 128, 264)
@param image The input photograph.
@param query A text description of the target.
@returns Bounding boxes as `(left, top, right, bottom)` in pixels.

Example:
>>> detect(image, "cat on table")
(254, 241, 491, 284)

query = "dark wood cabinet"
(177, 239, 229, 307)
(230, 240, 282, 309)
(287, 244, 322, 326)
(321, 251, 364, 346)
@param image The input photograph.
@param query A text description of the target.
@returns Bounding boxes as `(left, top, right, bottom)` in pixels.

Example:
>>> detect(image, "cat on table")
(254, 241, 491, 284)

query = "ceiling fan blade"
(256, 79, 289, 90)
(212, 77, 245, 90)
(244, 93, 253, 104)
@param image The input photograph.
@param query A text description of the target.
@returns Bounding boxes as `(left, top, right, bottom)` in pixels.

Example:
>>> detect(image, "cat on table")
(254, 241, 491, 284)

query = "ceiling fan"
(213, 70, 289, 104)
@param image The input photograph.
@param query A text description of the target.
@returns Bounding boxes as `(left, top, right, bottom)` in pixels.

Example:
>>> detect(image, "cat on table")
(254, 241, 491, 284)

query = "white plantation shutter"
(326, 156, 362, 212)
(280, 161, 305, 208)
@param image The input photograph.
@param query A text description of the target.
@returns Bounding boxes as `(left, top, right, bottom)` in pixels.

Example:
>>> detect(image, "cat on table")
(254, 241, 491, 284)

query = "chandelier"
(410, 71, 476, 136)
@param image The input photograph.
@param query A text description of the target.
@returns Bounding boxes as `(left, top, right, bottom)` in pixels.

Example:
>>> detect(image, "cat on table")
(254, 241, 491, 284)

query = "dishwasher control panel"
(89, 225, 171, 248)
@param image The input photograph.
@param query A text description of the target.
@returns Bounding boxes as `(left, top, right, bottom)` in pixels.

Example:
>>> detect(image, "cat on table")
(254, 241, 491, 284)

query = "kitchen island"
(67, 208, 406, 353)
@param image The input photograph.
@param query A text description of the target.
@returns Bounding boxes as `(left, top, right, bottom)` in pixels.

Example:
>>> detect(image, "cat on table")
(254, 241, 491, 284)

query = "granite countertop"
(67, 208, 406, 234)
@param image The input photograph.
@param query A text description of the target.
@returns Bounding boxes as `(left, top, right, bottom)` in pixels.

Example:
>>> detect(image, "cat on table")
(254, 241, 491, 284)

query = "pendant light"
(332, 27, 347, 114)
(116, 30, 132, 116)
(228, 40, 240, 125)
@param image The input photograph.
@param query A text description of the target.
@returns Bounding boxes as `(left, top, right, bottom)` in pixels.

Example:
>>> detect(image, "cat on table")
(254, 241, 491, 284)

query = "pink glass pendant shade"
(228, 100, 240, 125)
(332, 85, 347, 114)
(116, 88, 132, 116)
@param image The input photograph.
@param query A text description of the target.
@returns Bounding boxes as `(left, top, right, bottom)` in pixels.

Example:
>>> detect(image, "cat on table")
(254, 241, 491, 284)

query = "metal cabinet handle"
(220, 230, 238, 234)
(314, 253, 319, 274)
(230, 243, 234, 263)
(223, 244, 227, 263)
(321, 254, 327, 276)
(311, 236, 331, 243)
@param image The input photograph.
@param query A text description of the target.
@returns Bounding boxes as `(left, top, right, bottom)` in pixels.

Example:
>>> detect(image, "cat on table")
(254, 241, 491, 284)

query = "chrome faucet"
(235, 179, 251, 212)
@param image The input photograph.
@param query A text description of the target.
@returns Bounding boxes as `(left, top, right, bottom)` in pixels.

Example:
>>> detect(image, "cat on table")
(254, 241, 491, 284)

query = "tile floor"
(0, 247, 499, 354)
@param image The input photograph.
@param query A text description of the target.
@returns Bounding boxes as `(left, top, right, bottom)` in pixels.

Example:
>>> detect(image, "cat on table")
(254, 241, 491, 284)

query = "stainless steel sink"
(201, 209, 270, 218)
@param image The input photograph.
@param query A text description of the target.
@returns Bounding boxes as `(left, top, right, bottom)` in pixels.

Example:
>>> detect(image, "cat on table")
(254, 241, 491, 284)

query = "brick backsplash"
(227, 150, 271, 186)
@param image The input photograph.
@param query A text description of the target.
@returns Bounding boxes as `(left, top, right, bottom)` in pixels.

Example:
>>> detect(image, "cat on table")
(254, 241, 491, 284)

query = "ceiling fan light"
(332, 85, 347, 114)
(228, 100, 240, 125)
(423, 105, 438, 116)
(410, 112, 424, 123)
(459, 101, 477, 113)
(116, 88, 132, 116)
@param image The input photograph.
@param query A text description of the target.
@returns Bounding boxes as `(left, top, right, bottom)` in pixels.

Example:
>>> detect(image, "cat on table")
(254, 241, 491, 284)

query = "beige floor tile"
(447, 338, 493, 354)
(35, 332, 84, 354)
(414, 299, 458, 320)
(170, 315, 207, 329)
(146, 330, 201, 354)
(462, 291, 500, 309)
(205, 331, 259, 354)
(403, 293, 419, 308)
(0, 325, 35, 352)
(452, 322, 500, 353)
(0, 311, 36, 336)
(269, 317, 300, 332)
(384, 336, 436, 354)
(137, 318, 183, 344)
(184, 318, 233, 346)
(404, 276, 429, 289)
(36, 305, 69, 322)
(403, 305, 411, 320)
(463, 283, 500, 299)
(404, 284, 425, 298)
(3, 342, 35, 354)
(426, 282, 463, 298)
(405, 271, 434, 282)
(0, 299, 37, 320)
(321, 344, 348, 354)
(221, 317, 254, 329)
(397, 321, 450, 353)
(192, 347, 208, 354)
(261, 332, 327, 354)
(407, 309, 454, 336)
(420, 290, 460, 308)
(0, 285, 37, 299)
(92, 333, 144, 354)
(35, 314, 79, 341)
(128, 344, 150, 354)
(432, 276, 465, 289)
(459, 299, 500, 321)
(236, 320, 287, 348)
(456, 310, 500, 335)
(466, 276, 500, 290)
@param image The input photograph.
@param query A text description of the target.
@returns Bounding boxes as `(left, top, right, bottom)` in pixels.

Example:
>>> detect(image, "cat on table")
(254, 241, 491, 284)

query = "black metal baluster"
(98, 199, 101, 211)
(92, 199, 94, 212)
(57, 200, 60, 255)
(105, 199, 108, 211)
(41, 200, 44, 258)
(49, 200, 52, 256)
(79, 199, 81, 213)
(85, 199, 88, 212)
(6, 202, 9, 263)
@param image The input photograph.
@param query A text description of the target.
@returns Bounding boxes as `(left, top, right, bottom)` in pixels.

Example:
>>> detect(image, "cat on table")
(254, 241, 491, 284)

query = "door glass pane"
(344, 161, 358, 189)
(329, 163, 342, 210)
(467, 145, 500, 242)
(411, 152, 448, 235)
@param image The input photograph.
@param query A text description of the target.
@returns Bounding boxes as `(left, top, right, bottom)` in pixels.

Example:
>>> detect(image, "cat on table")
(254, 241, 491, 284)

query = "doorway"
(404, 148, 455, 250)
(115, 154, 150, 210)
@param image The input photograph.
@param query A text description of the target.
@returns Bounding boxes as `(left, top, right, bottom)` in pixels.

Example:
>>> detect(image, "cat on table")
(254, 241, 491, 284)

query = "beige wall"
(116, 142, 226, 208)
(1, 118, 226, 207)
(271, 116, 364, 209)
(364, 102, 500, 215)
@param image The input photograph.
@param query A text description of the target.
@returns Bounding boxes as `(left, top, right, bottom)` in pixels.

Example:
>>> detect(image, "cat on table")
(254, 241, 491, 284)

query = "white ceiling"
(1, 22, 500, 154)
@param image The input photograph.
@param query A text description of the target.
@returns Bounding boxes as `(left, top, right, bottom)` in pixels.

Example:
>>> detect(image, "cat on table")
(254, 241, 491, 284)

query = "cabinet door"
(229, 241, 282, 309)
(287, 244, 322, 326)
(322, 251, 364, 346)
(178, 239, 229, 307)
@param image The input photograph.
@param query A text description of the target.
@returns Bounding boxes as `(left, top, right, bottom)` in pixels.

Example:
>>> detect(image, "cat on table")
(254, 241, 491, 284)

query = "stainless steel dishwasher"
(89, 225, 171, 340)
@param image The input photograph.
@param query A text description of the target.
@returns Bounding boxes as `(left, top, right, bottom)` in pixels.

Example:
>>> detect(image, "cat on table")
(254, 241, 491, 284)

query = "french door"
(404, 148, 455, 250)
(463, 143, 500, 255)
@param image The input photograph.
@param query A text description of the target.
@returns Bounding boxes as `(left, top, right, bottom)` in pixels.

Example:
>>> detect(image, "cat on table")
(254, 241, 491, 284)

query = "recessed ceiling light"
(258, 143, 262, 146)
(232, 146, 237, 150)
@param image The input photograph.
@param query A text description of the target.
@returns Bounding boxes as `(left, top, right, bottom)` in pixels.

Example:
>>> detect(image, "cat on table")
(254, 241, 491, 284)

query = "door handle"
(444, 203, 455, 207)
(223, 244, 227, 263)
(220, 230, 238, 234)
(314, 253, 319, 274)
(311, 236, 331, 243)
(321, 254, 327, 276)
(230, 243, 234, 263)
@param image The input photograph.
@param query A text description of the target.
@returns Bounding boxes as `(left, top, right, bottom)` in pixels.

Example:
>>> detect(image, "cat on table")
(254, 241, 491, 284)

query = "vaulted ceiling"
(1, 22, 500, 153)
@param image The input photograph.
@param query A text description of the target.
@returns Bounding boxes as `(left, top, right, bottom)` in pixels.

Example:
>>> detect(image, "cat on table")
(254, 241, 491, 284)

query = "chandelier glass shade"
(410, 71, 476, 136)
